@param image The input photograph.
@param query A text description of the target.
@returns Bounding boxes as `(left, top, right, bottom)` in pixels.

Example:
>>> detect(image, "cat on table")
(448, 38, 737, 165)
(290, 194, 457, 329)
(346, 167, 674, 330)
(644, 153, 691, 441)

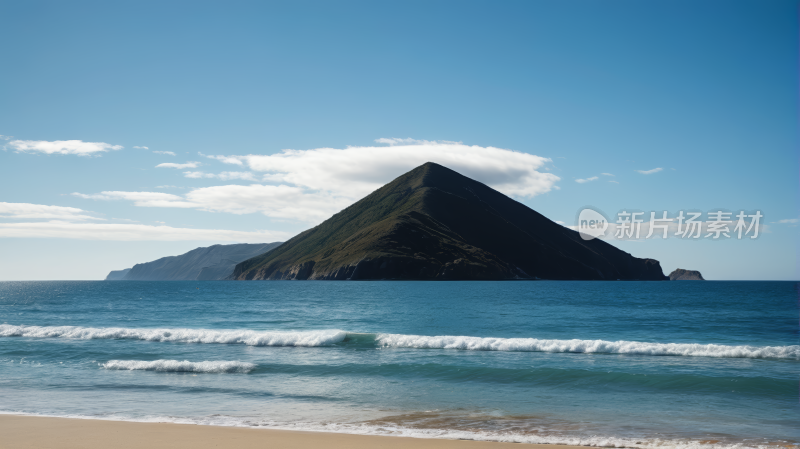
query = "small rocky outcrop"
(669, 269, 705, 281)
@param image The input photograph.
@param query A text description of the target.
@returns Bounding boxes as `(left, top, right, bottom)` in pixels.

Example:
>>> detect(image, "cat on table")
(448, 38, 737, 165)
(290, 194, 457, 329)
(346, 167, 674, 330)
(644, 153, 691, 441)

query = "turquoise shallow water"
(0, 281, 797, 448)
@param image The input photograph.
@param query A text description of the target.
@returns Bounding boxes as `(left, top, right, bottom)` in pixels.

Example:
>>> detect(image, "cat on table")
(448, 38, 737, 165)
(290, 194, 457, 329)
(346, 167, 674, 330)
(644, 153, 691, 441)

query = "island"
(232, 162, 667, 281)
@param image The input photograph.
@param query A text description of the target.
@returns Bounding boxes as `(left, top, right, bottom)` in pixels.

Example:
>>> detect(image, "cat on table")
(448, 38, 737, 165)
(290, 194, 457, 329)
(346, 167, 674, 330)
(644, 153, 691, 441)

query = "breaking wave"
(0, 324, 345, 347)
(101, 359, 256, 373)
(2, 324, 797, 360)
(375, 333, 800, 359)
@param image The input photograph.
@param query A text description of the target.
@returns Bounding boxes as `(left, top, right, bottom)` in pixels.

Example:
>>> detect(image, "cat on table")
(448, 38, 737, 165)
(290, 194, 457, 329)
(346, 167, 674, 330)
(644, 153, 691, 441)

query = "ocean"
(0, 280, 797, 448)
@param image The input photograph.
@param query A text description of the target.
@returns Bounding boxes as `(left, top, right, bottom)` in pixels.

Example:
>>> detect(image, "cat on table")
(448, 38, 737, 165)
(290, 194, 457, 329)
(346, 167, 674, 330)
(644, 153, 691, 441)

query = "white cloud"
(601, 173, 614, 176)
(71, 191, 196, 208)
(576, 176, 599, 183)
(156, 161, 200, 169)
(0, 135, 12, 141)
(636, 167, 663, 175)
(0, 221, 290, 242)
(374, 137, 461, 146)
(774, 218, 798, 224)
(185, 184, 350, 222)
(74, 139, 559, 224)
(217, 172, 256, 181)
(75, 185, 348, 223)
(0, 202, 103, 221)
(153, 150, 176, 156)
(155, 185, 179, 189)
(241, 139, 559, 199)
(133, 146, 149, 150)
(183, 171, 256, 181)
(8, 140, 123, 156)
(183, 171, 211, 179)
(203, 154, 244, 165)
(609, 180, 620, 184)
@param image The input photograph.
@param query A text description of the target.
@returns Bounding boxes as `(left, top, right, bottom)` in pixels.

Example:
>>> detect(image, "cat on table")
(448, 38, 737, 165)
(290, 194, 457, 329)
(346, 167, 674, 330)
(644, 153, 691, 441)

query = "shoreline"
(0, 414, 589, 449)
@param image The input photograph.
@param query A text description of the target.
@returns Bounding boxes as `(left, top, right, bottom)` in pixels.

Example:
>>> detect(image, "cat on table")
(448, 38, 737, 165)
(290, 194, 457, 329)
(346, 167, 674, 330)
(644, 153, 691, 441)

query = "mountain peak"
(379, 161, 462, 190)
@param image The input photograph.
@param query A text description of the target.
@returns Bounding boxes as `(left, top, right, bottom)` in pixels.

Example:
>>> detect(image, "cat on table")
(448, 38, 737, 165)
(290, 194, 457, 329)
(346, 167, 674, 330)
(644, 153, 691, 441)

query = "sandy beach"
(0, 414, 589, 449)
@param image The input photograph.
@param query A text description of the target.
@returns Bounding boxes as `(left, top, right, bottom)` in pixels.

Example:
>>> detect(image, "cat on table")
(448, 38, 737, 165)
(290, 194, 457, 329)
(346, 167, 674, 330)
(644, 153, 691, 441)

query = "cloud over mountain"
(235, 139, 560, 199)
(73, 140, 559, 224)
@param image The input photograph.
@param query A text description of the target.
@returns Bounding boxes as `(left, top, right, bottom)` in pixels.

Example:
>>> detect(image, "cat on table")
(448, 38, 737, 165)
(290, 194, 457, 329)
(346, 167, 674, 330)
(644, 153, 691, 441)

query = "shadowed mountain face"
(120, 243, 282, 281)
(233, 163, 667, 281)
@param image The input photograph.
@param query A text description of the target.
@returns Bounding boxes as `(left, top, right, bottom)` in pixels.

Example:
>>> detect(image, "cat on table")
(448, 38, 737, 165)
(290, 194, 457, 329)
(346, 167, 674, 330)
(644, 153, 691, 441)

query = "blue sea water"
(0, 280, 797, 448)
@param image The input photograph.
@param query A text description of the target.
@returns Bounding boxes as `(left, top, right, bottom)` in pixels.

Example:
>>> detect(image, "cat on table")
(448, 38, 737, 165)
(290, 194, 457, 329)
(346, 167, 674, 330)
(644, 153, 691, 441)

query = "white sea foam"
(376, 334, 800, 359)
(101, 359, 256, 373)
(249, 420, 789, 449)
(0, 411, 787, 449)
(0, 324, 346, 347)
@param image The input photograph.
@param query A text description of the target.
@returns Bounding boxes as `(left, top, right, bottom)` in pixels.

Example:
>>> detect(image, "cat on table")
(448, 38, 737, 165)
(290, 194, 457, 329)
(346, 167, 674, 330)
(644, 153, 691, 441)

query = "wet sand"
(0, 414, 589, 449)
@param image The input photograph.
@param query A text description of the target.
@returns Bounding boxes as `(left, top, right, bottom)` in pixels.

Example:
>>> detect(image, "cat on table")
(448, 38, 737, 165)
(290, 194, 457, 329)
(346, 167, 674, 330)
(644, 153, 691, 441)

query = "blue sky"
(0, 0, 797, 280)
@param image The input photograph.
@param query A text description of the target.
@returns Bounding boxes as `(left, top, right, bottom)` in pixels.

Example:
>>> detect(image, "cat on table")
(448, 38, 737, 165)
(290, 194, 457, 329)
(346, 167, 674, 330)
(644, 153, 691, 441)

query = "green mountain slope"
(232, 163, 666, 280)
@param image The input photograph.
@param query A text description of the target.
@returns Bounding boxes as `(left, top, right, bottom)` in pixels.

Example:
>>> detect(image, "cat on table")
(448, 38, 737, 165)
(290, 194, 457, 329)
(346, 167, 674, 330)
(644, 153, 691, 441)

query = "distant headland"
(105, 243, 282, 281)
